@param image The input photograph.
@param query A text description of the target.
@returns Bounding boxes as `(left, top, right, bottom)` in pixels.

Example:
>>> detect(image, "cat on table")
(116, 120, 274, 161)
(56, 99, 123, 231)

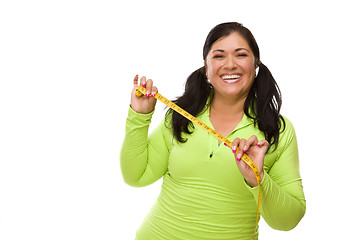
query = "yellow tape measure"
(136, 85, 262, 239)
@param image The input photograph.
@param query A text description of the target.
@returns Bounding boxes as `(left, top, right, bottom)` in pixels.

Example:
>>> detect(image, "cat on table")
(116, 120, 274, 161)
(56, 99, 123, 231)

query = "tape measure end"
(135, 86, 146, 97)
(135, 90, 143, 97)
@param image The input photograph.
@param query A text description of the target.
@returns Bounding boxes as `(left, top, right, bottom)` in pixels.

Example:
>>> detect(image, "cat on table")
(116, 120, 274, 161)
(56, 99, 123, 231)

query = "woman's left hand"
(227, 136, 269, 187)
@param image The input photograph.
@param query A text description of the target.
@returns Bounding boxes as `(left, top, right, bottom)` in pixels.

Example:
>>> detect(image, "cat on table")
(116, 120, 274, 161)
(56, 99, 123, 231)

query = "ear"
(255, 65, 259, 77)
(254, 59, 261, 77)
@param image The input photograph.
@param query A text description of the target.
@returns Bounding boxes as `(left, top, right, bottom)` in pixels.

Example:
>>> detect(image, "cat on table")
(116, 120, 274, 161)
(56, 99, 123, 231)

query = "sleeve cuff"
(244, 171, 269, 199)
(127, 105, 155, 127)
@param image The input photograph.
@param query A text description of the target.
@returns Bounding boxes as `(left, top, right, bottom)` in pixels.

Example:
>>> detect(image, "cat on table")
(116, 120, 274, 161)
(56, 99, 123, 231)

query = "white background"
(1, 0, 359, 239)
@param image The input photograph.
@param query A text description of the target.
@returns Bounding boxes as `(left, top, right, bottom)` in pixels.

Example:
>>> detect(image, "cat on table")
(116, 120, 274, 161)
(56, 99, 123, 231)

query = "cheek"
(206, 60, 221, 77)
(243, 62, 256, 77)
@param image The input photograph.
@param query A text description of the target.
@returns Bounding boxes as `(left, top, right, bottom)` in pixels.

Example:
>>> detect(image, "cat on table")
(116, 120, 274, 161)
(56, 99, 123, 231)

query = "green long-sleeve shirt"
(120, 106, 306, 240)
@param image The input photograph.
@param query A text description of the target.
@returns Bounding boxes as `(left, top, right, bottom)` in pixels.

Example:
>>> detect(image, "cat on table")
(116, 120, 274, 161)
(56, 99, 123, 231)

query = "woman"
(121, 22, 306, 240)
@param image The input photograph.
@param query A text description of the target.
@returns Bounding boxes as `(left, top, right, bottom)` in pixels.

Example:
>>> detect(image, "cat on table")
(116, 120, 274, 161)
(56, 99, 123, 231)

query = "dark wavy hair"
(166, 22, 285, 150)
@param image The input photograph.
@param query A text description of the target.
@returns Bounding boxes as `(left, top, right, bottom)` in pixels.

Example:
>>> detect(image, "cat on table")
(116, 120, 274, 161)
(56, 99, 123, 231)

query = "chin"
(218, 89, 244, 97)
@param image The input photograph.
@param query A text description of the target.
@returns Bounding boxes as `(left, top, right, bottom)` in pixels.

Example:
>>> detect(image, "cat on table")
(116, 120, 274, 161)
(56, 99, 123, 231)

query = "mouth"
(220, 74, 242, 83)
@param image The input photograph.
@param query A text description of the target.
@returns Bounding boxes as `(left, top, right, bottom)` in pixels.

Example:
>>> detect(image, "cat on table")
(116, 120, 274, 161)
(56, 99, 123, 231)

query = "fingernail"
(151, 94, 155, 97)
(145, 93, 149, 97)
(243, 149, 246, 153)
(256, 143, 260, 146)
(236, 157, 241, 161)
(142, 83, 146, 87)
(232, 149, 236, 153)
(237, 153, 242, 159)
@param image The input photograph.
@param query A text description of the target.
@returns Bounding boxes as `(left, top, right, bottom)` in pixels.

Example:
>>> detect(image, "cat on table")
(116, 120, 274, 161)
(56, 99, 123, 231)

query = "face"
(205, 32, 257, 100)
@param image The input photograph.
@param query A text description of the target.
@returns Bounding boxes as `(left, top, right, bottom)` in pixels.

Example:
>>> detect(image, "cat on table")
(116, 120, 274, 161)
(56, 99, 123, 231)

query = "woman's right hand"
(130, 75, 158, 114)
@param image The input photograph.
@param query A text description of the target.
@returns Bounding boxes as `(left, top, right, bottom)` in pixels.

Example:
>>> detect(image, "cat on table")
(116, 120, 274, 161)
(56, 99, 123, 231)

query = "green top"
(120, 106, 306, 240)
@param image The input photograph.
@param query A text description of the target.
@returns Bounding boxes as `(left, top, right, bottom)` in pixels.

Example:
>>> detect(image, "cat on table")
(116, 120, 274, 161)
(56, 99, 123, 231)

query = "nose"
(224, 56, 237, 70)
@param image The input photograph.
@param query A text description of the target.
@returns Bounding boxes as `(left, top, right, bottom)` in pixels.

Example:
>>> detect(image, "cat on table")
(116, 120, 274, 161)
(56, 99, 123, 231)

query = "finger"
(224, 141, 231, 149)
(133, 74, 139, 87)
(256, 139, 269, 147)
(140, 76, 147, 87)
(257, 139, 270, 154)
(236, 138, 246, 160)
(151, 86, 158, 97)
(145, 79, 153, 96)
(243, 135, 259, 152)
(231, 138, 241, 154)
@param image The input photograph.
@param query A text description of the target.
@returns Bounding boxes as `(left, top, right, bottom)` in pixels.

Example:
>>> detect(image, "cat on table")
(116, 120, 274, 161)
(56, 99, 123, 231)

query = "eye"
(237, 53, 248, 57)
(213, 55, 224, 59)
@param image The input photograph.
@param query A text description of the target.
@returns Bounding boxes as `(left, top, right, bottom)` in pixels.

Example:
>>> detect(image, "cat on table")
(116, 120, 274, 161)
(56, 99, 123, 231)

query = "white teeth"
(224, 79, 239, 83)
(221, 74, 241, 80)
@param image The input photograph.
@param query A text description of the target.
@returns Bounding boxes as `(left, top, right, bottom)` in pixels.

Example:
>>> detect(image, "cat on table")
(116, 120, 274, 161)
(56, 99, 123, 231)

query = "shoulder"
(280, 115, 296, 135)
(277, 115, 297, 150)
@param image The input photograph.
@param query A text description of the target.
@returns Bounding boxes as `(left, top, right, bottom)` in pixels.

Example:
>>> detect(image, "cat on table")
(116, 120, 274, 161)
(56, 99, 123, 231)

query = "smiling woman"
(171, 23, 283, 149)
(207, 36, 255, 97)
(120, 22, 306, 240)
(205, 32, 258, 142)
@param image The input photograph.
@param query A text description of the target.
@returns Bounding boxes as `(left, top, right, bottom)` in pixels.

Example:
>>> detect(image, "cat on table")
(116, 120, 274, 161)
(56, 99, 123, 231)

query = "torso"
(209, 106, 244, 144)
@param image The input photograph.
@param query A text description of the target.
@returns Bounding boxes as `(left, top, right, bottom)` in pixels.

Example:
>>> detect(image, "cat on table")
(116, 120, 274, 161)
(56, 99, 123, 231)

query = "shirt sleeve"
(246, 117, 306, 231)
(120, 106, 172, 187)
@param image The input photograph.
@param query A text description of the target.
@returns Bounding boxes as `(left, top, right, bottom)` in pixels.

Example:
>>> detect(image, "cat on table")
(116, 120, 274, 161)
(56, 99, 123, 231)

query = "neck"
(211, 93, 246, 116)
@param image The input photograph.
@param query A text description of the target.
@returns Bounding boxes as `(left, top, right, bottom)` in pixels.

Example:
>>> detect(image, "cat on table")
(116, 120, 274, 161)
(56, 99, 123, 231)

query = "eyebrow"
(212, 48, 250, 53)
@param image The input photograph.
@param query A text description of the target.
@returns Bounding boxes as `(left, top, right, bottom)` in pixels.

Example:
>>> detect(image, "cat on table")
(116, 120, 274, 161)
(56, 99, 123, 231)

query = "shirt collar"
(197, 103, 254, 134)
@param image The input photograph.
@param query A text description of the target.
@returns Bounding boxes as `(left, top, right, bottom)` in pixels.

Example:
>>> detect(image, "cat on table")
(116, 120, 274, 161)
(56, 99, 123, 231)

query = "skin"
(130, 32, 269, 187)
(205, 32, 256, 141)
(130, 75, 157, 114)
(205, 32, 268, 187)
(205, 32, 256, 107)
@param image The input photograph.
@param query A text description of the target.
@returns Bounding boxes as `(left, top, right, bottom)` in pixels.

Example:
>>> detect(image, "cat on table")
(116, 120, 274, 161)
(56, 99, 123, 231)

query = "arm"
(247, 118, 306, 230)
(120, 75, 171, 187)
(120, 107, 170, 187)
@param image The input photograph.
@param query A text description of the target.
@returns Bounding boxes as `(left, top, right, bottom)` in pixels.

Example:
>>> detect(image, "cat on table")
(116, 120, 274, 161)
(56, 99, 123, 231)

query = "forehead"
(211, 32, 252, 52)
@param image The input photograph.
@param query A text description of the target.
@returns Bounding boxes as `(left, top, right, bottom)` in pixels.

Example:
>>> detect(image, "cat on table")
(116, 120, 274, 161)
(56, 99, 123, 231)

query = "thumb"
(133, 75, 139, 88)
(257, 140, 269, 154)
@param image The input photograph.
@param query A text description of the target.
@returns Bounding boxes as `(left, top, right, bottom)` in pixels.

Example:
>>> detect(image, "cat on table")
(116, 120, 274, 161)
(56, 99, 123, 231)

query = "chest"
(210, 112, 244, 143)
(167, 125, 277, 189)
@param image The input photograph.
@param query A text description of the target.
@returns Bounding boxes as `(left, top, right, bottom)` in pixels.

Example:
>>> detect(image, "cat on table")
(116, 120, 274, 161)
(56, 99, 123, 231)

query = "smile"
(220, 74, 242, 83)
